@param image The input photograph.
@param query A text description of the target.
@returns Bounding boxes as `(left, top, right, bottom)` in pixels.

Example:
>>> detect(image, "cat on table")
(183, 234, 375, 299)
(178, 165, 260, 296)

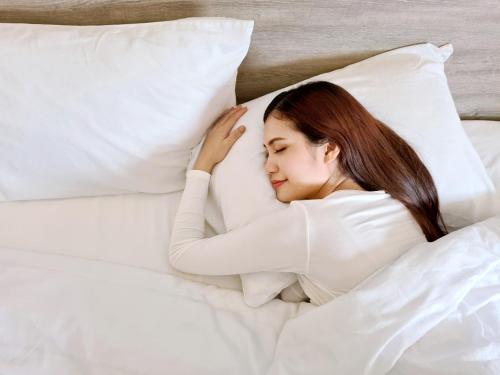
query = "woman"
(169, 81, 448, 306)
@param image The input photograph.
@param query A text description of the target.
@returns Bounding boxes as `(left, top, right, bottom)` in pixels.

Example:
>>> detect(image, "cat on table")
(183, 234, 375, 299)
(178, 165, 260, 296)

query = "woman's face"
(263, 112, 341, 202)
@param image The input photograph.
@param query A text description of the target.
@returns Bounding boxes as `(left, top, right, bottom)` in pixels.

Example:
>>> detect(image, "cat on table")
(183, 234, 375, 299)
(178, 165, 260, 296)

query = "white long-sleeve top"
(169, 169, 427, 306)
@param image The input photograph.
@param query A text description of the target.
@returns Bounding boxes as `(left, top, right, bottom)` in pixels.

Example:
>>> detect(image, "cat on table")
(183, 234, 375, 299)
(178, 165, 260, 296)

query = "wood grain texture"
(0, 0, 498, 119)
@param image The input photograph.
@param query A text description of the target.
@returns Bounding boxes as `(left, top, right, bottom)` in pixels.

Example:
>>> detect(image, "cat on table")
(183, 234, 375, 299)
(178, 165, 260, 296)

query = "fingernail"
(239, 126, 245, 132)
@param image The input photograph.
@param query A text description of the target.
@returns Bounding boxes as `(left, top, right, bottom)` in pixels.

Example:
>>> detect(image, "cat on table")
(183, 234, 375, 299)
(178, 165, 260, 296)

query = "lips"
(271, 180, 287, 189)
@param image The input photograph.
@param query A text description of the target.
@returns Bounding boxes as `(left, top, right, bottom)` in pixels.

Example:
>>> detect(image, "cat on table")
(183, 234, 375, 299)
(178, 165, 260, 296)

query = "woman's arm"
(168, 169, 311, 276)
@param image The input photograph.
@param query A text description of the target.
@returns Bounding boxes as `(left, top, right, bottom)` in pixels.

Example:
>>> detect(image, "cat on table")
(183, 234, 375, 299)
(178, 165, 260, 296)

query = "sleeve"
(168, 169, 311, 276)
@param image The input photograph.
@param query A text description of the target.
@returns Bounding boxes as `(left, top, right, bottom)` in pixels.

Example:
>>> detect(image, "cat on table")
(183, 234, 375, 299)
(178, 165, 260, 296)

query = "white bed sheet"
(0, 189, 242, 292)
(0, 246, 313, 375)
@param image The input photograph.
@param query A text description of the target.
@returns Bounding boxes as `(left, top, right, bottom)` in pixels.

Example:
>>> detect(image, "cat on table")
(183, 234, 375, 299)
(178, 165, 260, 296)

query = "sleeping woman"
(168, 80, 448, 306)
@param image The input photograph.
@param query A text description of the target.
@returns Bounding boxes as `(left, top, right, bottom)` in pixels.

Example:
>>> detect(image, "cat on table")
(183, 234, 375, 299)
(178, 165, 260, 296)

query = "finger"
(209, 106, 239, 130)
(218, 106, 238, 122)
(222, 106, 248, 128)
(209, 112, 228, 130)
(229, 125, 246, 142)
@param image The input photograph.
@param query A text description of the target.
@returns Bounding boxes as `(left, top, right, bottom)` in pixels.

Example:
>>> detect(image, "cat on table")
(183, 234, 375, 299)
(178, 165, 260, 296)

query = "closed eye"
(264, 147, 286, 158)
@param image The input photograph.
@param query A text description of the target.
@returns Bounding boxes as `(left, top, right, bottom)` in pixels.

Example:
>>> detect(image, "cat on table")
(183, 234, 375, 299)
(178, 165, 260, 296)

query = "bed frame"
(1, 0, 498, 120)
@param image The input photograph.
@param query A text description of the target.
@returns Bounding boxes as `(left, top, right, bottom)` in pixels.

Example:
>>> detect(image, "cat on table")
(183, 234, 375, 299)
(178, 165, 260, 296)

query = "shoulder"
(296, 190, 418, 228)
(293, 190, 394, 216)
(298, 191, 426, 254)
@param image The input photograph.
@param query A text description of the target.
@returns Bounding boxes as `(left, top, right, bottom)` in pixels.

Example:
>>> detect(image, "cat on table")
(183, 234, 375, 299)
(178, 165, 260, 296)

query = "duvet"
(1, 214, 499, 375)
(270, 214, 500, 375)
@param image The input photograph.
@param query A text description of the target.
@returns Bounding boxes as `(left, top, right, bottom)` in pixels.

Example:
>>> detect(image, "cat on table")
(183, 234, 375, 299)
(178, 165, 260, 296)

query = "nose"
(264, 155, 278, 175)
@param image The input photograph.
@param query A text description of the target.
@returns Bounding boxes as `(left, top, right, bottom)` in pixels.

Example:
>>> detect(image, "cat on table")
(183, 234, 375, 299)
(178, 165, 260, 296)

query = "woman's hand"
(193, 105, 248, 174)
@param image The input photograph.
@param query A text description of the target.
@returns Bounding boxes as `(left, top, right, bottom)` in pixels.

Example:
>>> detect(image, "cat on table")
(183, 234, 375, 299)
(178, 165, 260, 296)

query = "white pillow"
(462, 120, 500, 210)
(0, 17, 254, 201)
(188, 43, 498, 307)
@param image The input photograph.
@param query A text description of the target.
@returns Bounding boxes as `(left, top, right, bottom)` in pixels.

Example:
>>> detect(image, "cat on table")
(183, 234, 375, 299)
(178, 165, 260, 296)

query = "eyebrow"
(263, 137, 286, 148)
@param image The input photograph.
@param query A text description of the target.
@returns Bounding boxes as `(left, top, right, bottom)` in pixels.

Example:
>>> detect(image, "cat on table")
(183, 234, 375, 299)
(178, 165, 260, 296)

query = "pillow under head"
(189, 43, 497, 232)
(187, 42, 498, 307)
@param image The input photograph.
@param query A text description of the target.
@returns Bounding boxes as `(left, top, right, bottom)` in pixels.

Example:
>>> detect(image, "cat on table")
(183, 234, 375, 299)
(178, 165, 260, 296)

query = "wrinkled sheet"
(0, 189, 242, 292)
(0, 247, 313, 375)
(269, 214, 500, 375)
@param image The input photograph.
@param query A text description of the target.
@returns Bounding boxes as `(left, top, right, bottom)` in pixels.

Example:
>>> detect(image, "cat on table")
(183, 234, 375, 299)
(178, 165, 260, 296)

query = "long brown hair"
(263, 81, 448, 242)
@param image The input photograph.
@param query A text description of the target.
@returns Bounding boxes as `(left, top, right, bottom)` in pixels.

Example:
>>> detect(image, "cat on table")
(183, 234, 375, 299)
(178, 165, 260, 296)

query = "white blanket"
(269, 214, 500, 375)
(2, 215, 499, 374)
(0, 247, 308, 375)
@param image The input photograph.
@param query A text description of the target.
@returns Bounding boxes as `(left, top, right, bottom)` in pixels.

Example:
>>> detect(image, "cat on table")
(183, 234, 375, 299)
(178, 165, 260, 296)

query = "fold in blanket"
(269, 214, 500, 375)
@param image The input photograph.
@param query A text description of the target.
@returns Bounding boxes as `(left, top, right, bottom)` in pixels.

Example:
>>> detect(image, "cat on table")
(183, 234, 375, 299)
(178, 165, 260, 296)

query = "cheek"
(282, 152, 319, 178)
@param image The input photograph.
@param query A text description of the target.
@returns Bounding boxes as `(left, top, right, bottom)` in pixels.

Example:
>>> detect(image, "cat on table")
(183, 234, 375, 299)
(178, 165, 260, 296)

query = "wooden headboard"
(1, 0, 498, 120)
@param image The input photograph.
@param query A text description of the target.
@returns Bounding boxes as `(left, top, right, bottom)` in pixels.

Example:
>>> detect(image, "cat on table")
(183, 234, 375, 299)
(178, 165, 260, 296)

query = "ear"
(324, 143, 340, 164)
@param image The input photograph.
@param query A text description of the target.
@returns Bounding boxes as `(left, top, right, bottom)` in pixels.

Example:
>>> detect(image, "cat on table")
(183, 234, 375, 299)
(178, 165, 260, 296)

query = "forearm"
(168, 173, 310, 276)
(169, 169, 211, 265)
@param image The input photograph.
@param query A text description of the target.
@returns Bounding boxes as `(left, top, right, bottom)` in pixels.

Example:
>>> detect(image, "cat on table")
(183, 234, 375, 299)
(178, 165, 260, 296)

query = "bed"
(1, 2, 500, 375)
